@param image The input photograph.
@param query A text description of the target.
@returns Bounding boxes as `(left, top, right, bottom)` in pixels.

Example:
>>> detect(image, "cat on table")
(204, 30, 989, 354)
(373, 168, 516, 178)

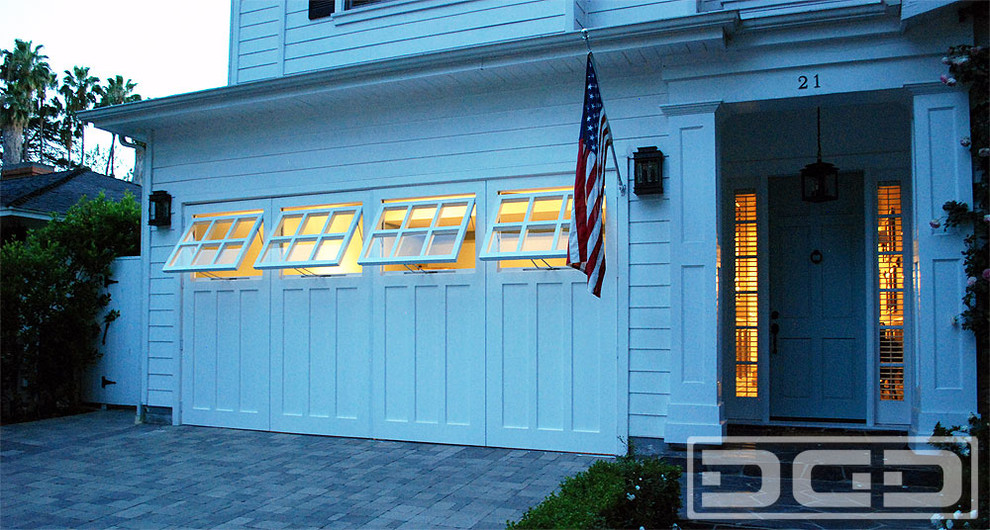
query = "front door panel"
(769, 174, 865, 421)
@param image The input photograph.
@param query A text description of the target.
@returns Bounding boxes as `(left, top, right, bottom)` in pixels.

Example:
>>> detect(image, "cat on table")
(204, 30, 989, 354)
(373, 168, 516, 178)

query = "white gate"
(84, 256, 142, 406)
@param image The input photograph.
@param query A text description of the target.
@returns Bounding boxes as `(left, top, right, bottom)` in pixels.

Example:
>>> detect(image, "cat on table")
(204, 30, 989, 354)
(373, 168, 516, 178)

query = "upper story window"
(255, 204, 363, 276)
(163, 210, 264, 279)
(479, 188, 572, 268)
(309, 0, 391, 19)
(358, 195, 476, 272)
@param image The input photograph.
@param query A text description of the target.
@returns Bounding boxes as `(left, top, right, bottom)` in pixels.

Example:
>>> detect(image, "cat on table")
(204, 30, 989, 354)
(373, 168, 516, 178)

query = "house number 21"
(798, 75, 821, 89)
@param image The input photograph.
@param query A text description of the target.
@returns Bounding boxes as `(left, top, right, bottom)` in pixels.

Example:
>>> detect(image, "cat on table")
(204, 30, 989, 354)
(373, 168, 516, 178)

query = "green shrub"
(1, 192, 139, 422)
(509, 455, 682, 529)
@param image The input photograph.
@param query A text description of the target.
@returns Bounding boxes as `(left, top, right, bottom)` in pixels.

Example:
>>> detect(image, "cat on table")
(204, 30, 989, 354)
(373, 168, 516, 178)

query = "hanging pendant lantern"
(800, 107, 839, 203)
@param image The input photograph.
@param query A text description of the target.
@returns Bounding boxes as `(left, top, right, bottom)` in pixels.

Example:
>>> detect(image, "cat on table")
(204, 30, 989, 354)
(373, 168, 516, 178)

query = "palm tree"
(95, 75, 141, 176)
(58, 66, 99, 166)
(1, 39, 54, 167)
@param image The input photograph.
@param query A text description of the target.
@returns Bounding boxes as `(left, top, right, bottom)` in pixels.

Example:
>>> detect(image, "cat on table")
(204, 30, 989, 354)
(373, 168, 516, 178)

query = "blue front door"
(768, 174, 866, 421)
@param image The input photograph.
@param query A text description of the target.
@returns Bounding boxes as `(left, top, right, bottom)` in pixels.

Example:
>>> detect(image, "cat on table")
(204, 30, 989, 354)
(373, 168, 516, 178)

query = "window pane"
(314, 239, 343, 261)
(185, 221, 211, 242)
(193, 245, 220, 266)
(170, 245, 196, 267)
(277, 215, 303, 237)
(436, 203, 468, 227)
(207, 220, 232, 240)
(530, 197, 563, 222)
(396, 232, 426, 257)
(288, 240, 316, 262)
(521, 227, 555, 252)
(381, 207, 407, 229)
(491, 228, 521, 253)
(556, 226, 569, 251)
(366, 233, 396, 258)
(216, 244, 244, 265)
(426, 231, 457, 256)
(407, 206, 437, 229)
(301, 214, 329, 235)
(497, 199, 528, 224)
(260, 241, 290, 264)
(327, 212, 354, 234)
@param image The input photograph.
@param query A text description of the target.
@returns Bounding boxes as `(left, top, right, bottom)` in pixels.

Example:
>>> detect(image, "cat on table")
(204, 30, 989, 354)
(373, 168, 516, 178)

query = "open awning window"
(163, 211, 264, 273)
(358, 196, 475, 265)
(254, 205, 362, 270)
(478, 189, 572, 262)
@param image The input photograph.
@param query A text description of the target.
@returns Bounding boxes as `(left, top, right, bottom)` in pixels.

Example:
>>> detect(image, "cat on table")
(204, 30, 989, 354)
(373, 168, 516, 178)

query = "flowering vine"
(939, 45, 988, 359)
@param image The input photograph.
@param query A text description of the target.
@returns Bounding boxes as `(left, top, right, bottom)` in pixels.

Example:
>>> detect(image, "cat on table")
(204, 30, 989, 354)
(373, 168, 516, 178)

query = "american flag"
(568, 52, 612, 298)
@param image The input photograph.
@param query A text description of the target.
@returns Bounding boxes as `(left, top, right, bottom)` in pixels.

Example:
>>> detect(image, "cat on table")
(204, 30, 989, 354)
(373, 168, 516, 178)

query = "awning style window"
(358, 196, 475, 265)
(163, 211, 264, 273)
(479, 189, 572, 261)
(255, 205, 362, 270)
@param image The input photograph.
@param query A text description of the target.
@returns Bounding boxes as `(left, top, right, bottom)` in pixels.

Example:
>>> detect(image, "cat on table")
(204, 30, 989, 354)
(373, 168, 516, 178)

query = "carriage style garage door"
(166, 181, 617, 454)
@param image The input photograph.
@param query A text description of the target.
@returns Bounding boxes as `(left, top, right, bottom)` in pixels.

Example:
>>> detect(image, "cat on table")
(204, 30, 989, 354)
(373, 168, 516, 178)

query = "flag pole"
(581, 29, 627, 197)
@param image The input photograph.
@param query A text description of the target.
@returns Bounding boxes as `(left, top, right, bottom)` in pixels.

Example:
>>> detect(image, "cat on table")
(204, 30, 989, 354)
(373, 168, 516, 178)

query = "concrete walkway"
(0, 410, 603, 529)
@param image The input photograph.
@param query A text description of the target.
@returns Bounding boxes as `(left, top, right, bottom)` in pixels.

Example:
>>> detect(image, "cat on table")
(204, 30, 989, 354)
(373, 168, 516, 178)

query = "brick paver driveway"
(0, 410, 605, 528)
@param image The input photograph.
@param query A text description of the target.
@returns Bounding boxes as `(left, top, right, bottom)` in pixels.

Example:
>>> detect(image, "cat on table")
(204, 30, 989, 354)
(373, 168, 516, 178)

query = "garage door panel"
(487, 273, 616, 453)
(183, 282, 271, 431)
(376, 278, 485, 445)
(271, 279, 371, 436)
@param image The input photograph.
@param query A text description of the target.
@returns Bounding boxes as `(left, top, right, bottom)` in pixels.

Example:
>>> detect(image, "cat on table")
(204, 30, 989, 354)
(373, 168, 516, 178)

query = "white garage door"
(168, 180, 617, 453)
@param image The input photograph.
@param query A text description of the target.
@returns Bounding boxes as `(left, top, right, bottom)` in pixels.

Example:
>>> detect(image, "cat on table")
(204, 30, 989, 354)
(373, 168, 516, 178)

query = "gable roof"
(1, 167, 141, 219)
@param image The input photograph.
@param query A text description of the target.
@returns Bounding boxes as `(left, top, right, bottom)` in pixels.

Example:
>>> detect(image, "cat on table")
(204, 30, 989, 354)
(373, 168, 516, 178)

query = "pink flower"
(983, 269, 990, 281)
(952, 56, 970, 66)
(940, 74, 957, 86)
(979, 147, 990, 157)
(941, 56, 951, 65)
(930, 219, 942, 229)
(984, 214, 990, 223)
(960, 137, 971, 147)
(967, 277, 977, 287)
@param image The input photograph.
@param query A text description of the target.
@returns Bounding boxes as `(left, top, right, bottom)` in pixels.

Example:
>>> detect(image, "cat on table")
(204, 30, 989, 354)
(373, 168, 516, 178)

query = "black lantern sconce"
(800, 107, 838, 203)
(633, 146, 664, 196)
(148, 190, 172, 227)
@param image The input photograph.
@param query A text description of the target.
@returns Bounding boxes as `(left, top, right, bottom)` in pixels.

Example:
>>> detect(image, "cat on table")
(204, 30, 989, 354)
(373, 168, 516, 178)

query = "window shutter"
(308, 0, 334, 20)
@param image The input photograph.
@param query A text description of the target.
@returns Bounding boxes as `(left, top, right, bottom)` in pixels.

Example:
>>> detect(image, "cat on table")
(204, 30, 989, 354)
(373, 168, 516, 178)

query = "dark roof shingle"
(1, 168, 141, 217)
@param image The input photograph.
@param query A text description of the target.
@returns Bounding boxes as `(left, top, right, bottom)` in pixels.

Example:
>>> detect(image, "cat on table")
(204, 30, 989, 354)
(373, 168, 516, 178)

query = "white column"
(660, 101, 724, 443)
(908, 84, 977, 436)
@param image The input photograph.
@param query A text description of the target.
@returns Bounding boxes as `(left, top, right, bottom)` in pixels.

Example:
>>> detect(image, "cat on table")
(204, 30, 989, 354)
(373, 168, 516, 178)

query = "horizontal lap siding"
(282, 0, 565, 76)
(627, 193, 672, 438)
(147, 234, 179, 408)
(584, 0, 697, 27)
(234, 0, 282, 82)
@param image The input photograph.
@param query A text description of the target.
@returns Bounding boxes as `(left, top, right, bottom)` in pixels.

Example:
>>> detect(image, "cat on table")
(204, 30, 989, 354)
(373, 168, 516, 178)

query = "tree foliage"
(0, 193, 140, 422)
(1, 38, 141, 171)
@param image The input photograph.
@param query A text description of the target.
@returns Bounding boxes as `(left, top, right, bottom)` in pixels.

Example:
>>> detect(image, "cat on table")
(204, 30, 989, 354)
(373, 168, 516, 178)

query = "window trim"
(478, 189, 572, 261)
(254, 205, 362, 270)
(162, 212, 264, 273)
(357, 196, 475, 265)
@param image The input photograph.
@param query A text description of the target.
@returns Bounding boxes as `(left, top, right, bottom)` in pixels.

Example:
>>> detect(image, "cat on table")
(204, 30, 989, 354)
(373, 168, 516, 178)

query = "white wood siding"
(230, 0, 582, 83)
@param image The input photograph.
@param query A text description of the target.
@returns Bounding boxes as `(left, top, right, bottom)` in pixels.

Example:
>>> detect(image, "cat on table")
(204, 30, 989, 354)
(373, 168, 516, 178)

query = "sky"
(0, 0, 232, 176)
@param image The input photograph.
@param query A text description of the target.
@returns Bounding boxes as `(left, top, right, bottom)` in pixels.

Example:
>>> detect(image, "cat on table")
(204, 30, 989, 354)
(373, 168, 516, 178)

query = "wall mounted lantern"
(800, 107, 838, 203)
(633, 146, 664, 196)
(149, 190, 172, 227)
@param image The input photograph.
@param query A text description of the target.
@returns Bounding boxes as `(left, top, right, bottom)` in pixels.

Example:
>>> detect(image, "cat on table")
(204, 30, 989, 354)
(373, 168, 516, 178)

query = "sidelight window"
(733, 191, 759, 398)
(877, 183, 905, 401)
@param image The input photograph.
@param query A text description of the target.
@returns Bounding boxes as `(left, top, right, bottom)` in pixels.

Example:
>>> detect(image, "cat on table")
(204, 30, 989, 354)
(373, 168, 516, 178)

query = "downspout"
(118, 136, 147, 186)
